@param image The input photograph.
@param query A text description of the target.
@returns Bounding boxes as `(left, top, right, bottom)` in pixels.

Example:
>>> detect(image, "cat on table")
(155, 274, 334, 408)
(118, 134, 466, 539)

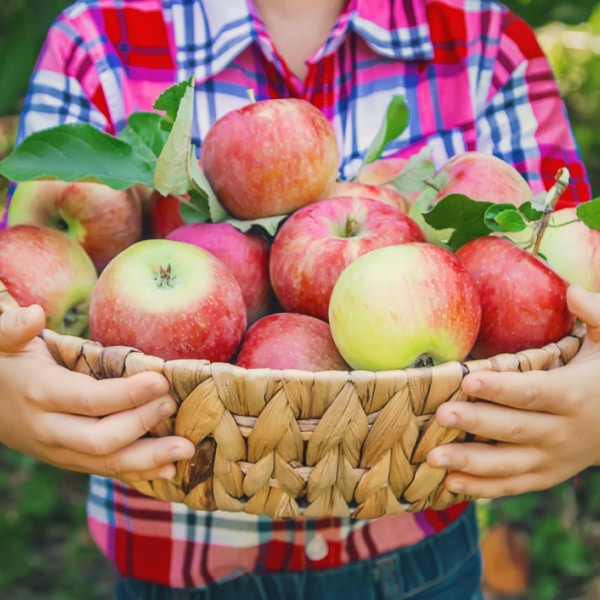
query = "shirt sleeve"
(474, 11, 591, 206)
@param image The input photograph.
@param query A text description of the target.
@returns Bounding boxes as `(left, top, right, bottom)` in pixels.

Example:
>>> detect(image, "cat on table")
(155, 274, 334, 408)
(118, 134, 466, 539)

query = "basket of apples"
(0, 82, 594, 519)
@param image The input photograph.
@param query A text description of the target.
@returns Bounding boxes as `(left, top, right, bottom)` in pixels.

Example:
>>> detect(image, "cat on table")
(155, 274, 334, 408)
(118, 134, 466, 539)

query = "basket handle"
(0, 279, 20, 315)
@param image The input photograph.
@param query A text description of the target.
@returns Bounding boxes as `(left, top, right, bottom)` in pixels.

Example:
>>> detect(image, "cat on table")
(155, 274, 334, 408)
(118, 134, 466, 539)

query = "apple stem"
(423, 178, 441, 192)
(344, 215, 361, 237)
(247, 89, 257, 104)
(530, 167, 570, 256)
(156, 264, 175, 287)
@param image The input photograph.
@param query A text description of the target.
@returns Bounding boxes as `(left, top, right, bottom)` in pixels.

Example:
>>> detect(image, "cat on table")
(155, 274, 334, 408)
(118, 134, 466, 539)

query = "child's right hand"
(0, 304, 196, 482)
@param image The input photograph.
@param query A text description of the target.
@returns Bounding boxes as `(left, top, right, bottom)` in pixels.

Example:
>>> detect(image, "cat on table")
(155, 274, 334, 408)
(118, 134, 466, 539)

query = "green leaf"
(153, 81, 195, 196)
(484, 205, 527, 232)
(0, 123, 154, 189)
(118, 112, 170, 166)
(423, 193, 495, 250)
(178, 189, 210, 224)
(576, 196, 600, 231)
(226, 214, 288, 238)
(153, 77, 194, 131)
(388, 146, 436, 196)
(362, 95, 409, 166)
(188, 156, 229, 223)
(518, 200, 544, 222)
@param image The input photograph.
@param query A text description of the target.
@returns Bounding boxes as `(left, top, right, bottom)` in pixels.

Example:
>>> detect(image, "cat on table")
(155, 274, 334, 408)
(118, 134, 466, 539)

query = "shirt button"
(305, 534, 329, 561)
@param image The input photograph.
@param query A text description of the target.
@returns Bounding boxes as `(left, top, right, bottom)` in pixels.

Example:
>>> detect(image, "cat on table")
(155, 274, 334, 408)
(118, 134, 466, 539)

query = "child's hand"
(0, 304, 195, 482)
(427, 285, 600, 498)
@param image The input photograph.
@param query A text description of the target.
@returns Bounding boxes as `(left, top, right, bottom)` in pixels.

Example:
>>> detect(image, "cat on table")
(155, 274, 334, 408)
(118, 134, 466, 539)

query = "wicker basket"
(0, 280, 585, 519)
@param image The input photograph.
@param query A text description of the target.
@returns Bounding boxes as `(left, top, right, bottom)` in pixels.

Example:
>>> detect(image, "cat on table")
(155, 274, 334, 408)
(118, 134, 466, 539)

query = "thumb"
(0, 304, 46, 352)
(567, 284, 600, 342)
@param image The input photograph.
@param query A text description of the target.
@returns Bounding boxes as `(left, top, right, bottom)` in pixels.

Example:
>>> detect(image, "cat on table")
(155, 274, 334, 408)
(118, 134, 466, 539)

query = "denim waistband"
(116, 504, 480, 600)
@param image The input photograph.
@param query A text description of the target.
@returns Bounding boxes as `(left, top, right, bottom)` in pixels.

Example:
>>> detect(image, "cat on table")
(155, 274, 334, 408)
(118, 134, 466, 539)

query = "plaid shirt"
(8, 0, 591, 589)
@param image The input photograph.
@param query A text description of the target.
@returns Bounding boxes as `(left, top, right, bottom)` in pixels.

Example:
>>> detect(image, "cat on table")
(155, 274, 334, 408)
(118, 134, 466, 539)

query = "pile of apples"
(0, 97, 597, 372)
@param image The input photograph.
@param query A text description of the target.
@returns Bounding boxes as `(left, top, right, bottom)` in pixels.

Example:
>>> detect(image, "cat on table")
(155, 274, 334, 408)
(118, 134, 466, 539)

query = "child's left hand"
(427, 284, 600, 498)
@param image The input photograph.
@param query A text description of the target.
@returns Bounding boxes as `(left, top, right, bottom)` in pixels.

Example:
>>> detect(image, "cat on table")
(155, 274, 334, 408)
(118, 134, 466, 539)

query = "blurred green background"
(0, 1, 599, 599)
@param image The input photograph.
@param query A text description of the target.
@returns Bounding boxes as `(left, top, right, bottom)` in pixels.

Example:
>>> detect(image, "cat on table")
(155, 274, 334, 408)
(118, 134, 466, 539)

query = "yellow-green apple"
(328, 242, 481, 371)
(269, 196, 425, 322)
(325, 180, 408, 212)
(409, 151, 534, 245)
(88, 239, 247, 361)
(0, 224, 97, 335)
(455, 236, 574, 358)
(536, 207, 600, 292)
(166, 222, 274, 324)
(236, 312, 349, 371)
(8, 179, 143, 272)
(201, 98, 340, 219)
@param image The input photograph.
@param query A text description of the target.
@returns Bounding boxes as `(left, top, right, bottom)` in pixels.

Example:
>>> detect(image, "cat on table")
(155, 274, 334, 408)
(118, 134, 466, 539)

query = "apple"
(166, 222, 275, 324)
(201, 98, 340, 219)
(357, 156, 408, 186)
(7, 179, 143, 272)
(147, 190, 185, 238)
(409, 151, 534, 245)
(326, 180, 408, 212)
(89, 239, 247, 361)
(328, 242, 481, 371)
(269, 196, 425, 322)
(455, 236, 575, 358)
(536, 207, 600, 292)
(0, 224, 97, 335)
(236, 312, 349, 371)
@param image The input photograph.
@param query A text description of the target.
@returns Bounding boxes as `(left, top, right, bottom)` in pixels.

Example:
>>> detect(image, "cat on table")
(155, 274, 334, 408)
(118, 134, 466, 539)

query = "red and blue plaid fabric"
(7, 0, 591, 588)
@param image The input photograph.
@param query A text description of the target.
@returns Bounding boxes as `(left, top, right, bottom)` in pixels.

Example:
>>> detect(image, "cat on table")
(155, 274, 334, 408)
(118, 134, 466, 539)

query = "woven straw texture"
(0, 280, 585, 519)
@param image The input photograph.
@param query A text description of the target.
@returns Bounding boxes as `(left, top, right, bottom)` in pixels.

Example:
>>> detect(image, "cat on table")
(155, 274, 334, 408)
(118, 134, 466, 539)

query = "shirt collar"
(168, 0, 433, 81)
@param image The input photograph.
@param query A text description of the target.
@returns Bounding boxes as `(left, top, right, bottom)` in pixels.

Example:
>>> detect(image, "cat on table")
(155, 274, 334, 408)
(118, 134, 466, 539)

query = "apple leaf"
(484, 205, 527, 233)
(153, 77, 194, 131)
(423, 194, 496, 250)
(361, 95, 409, 166)
(179, 189, 211, 223)
(389, 146, 436, 196)
(188, 155, 230, 223)
(153, 80, 195, 196)
(576, 196, 600, 231)
(118, 112, 170, 166)
(518, 199, 544, 222)
(226, 214, 288, 237)
(0, 123, 155, 189)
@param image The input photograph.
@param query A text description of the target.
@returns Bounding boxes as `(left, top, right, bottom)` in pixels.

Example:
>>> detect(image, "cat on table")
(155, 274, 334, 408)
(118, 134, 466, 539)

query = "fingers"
(43, 395, 183, 455)
(427, 441, 544, 478)
(30, 368, 172, 417)
(0, 305, 46, 352)
(567, 285, 600, 342)
(51, 435, 196, 481)
(435, 399, 560, 444)
(441, 470, 564, 499)
(460, 368, 566, 414)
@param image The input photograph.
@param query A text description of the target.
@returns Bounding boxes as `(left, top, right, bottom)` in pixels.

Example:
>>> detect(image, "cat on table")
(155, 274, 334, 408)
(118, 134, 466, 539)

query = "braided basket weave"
(0, 279, 585, 519)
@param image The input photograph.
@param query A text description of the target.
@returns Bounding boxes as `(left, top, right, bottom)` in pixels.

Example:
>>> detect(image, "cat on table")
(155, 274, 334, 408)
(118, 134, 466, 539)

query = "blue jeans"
(114, 505, 482, 600)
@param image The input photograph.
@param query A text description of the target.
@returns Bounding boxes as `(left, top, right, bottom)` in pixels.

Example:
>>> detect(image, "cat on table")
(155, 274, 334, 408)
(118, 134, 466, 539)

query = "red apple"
(537, 207, 600, 292)
(269, 196, 425, 321)
(8, 180, 143, 272)
(89, 239, 247, 361)
(455, 236, 575, 358)
(409, 152, 534, 245)
(0, 224, 97, 335)
(166, 222, 275, 324)
(201, 98, 340, 219)
(147, 191, 185, 238)
(326, 180, 408, 212)
(328, 242, 481, 370)
(236, 312, 349, 371)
